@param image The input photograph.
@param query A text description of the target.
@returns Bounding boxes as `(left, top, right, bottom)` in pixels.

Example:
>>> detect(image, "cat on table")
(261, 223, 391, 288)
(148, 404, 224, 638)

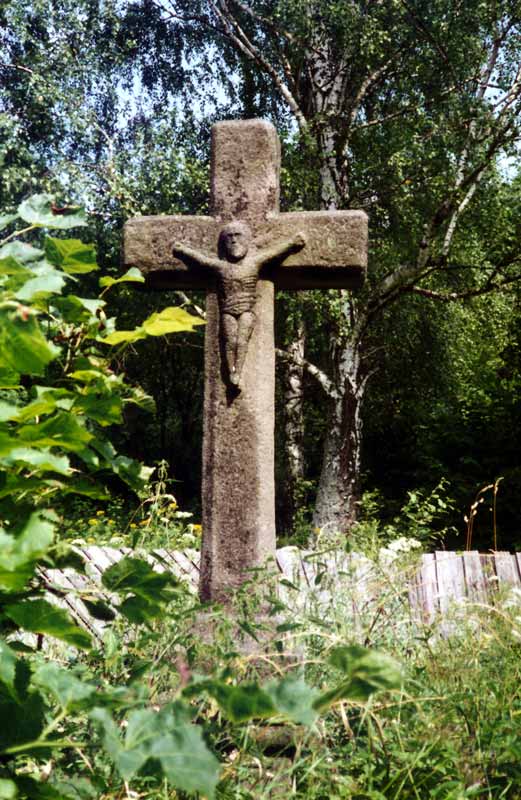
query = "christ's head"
(219, 221, 252, 262)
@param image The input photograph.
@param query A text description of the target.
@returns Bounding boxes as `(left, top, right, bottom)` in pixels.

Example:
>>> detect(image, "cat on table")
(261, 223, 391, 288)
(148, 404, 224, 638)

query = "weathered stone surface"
(124, 209, 367, 290)
(200, 120, 278, 602)
(258, 210, 367, 288)
(123, 118, 369, 604)
(200, 280, 275, 601)
(123, 215, 219, 289)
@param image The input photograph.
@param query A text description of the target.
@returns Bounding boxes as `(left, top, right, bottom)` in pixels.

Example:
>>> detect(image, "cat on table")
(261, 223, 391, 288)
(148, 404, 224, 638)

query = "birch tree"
(144, 0, 521, 532)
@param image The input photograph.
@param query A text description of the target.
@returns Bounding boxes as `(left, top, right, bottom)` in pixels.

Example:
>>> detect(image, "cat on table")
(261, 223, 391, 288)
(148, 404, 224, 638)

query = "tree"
(144, 0, 521, 531)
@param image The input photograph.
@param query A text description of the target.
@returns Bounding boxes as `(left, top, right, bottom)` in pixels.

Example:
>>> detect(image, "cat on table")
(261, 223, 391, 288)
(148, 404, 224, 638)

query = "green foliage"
(18, 195, 87, 230)
(0, 197, 218, 797)
(0, 195, 405, 799)
(104, 305, 206, 346)
(92, 705, 220, 796)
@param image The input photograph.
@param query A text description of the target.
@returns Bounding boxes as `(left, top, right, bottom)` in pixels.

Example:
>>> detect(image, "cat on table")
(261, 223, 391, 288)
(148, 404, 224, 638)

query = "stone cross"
(124, 120, 367, 604)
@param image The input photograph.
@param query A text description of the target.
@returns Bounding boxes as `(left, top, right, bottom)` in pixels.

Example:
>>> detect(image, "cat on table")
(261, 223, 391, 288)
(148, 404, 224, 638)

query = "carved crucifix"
(124, 120, 367, 603)
(173, 222, 306, 389)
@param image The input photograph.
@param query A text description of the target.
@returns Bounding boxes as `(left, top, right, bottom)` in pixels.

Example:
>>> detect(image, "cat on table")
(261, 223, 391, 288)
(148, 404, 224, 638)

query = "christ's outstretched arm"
(257, 232, 306, 266)
(172, 242, 222, 272)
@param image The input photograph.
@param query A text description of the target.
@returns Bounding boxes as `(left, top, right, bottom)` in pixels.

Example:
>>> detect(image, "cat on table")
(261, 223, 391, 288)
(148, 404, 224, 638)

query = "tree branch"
(227, 0, 296, 45)
(408, 273, 521, 301)
(174, 292, 206, 319)
(209, 0, 308, 131)
(275, 347, 334, 397)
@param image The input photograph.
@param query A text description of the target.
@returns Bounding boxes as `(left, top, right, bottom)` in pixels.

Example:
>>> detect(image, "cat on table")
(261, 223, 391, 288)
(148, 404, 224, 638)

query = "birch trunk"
(280, 318, 306, 532)
(313, 333, 365, 532)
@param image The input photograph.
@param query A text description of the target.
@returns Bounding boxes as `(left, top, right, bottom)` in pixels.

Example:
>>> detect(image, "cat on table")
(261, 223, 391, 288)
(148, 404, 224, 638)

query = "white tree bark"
(313, 334, 365, 531)
(284, 319, 306, 488)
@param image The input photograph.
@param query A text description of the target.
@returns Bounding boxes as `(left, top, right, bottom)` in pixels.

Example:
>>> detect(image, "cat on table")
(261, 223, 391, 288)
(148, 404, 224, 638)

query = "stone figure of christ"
(172, 221, 306, 389)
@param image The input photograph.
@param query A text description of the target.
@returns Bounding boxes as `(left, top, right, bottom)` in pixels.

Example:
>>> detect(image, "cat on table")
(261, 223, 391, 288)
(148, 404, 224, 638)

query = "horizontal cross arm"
(258, 210, 367, 289)
(123, 209, 368, 291)
(123, 215, 220, 290)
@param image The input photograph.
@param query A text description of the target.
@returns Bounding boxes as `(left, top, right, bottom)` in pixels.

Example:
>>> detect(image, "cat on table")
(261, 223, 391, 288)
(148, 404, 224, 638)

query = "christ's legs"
(234, 311, 256, 388)
(222, 312, 238, 381)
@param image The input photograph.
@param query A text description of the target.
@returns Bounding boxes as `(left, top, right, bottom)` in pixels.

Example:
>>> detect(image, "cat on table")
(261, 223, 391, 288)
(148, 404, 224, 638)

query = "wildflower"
(140, 519, 150, 526)
(88, 518, 97, 526)
(380, 537, 422, 565)
(108, 519, 115, 524)
(96, 510, 105, 516)
(130, 523, 137, 529)
(192, 524, 202, 534)
(87, 537, 96, 543)
(169, 501, 178, 510)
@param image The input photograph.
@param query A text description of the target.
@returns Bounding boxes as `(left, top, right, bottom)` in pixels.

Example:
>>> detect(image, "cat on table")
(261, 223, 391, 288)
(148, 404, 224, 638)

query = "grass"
(43, 532, 521, 798)
(42, 485, 521, 799)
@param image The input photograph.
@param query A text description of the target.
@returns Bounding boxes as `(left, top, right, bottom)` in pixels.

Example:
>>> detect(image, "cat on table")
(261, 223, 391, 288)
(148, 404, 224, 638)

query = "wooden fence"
(38, 546, 521, 643)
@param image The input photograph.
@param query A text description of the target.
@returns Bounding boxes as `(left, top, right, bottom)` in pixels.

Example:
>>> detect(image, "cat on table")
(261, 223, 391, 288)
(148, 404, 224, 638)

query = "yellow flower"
(87, 537, 96, 543)
(96, 510, 105, 516)
(140, 519, 150, 526)
(130, 523, 137, 529)
(192, 524, 202, 533)
(88, 518, 97, 526)
(108, 519, 115, 524)
(169, 501, 178, 510)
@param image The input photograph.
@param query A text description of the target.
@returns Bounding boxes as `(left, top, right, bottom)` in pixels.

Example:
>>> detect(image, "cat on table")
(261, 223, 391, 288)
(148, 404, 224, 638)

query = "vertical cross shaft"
(123, 118, 368, 604)
(200, 120, 280, 602)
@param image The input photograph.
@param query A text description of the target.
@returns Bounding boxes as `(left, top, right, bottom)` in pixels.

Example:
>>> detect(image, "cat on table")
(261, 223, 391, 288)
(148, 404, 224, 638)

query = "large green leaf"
(101, 328, 143, 346)
(0, 512, 54, 591)
(11, 776, 76, 800)
(0, 641, 17, 696)
(123, 386, 156, 413)
(18, 195, 86, 229)
(314, 646, 403, 710)
(0, 778, 17, 799)
(45, 238, 98, 274)
(0, 366, 20, 387)
(92, 440, 153, 490)
(52, 295, 104, 324)
(91, 705, 219, 798)
(102, 557, 180, 603)
(0, 692, 45, 752)
(2, 447, 70, 475)
(119, 596, 162, 625)
(0, 401, 20, 422)
(13, 388, 75, 423)
(0, 256, 31, 277)
(18, 412, 93, 453)
(74, 390, 122, 426)
(149, 708, 220, 798)
(33, 662, 96, 709)
(265, 675, 320, 726)
(99, 267, 144, 289)
(141, 307, 206, 336)
(0, 241, 42, 263)
(11, 776, 78, 799)
(82, 598, 116, 622)
(201, 681, 276, 723)
(0, 212, 18, 229)
(103, 306, 205, 346)
(5, 599, 91, 650)
(15, 263, 67, 302)
(0, 307, 59, 376)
